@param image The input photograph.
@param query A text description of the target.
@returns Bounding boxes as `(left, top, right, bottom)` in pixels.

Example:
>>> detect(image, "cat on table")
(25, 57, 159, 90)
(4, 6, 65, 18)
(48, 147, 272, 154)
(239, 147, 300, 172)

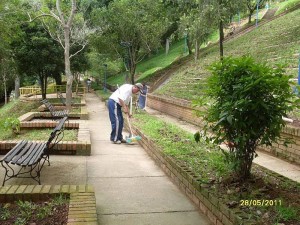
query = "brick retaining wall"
(147, 94, 300, 165)
(0, 185, 97, 225)
(147, 94, 203, 126)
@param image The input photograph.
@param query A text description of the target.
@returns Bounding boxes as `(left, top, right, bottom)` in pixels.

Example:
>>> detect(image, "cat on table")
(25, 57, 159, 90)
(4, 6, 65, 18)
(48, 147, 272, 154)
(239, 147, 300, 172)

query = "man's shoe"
(120, 139, 127, 143)
(112, 140, 121, 144)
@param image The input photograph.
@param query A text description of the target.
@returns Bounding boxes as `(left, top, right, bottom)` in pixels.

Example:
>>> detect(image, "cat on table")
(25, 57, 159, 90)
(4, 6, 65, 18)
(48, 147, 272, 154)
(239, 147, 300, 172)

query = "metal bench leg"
(1, 161, 15, 186)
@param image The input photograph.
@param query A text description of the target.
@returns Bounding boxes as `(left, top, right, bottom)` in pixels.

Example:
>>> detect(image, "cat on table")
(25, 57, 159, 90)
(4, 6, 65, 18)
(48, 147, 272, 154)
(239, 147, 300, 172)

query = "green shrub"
(1, 117, 20, 134)
(194, 56, 298, 179)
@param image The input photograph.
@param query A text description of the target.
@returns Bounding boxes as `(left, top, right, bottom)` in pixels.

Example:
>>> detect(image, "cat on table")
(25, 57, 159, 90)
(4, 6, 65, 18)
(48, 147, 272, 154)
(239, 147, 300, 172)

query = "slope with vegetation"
(155, 8, 300, 102)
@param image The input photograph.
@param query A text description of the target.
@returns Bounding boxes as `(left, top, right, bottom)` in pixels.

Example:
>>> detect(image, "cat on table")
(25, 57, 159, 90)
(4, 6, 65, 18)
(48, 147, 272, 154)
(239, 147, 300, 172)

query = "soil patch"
(215, 165, 300, 225)
(0, 197, 68, 225)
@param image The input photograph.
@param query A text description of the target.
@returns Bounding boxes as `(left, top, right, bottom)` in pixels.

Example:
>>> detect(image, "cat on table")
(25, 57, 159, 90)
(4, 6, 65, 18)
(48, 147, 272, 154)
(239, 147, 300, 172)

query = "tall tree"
(13, 22, 64, 99)
(27, 0, 93, 108)
(246, 0, 266, 23)
(0, 0, 23, 102)
(209, 0, 244, 59)
(91, 0, 168, 84)
(179, 2, 214, 60)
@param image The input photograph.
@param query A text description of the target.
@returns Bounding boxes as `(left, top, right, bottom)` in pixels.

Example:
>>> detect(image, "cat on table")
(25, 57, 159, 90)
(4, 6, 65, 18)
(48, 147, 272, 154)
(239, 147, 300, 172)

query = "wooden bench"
(0, 117, 68, 186)
(41, 99, 69, 118)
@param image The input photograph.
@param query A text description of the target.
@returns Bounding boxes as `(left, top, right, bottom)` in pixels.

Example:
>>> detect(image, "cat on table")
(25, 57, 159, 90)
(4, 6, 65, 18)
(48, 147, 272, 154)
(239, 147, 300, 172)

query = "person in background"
(108, 83, 143, 144)
(87, 79, 92, 92)
(137, 83, 149, 110)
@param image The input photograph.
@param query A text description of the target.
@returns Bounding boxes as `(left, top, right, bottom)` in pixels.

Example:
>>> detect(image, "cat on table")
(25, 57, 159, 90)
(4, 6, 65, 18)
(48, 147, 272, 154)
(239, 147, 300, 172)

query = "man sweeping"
(108, 83, 143, 144)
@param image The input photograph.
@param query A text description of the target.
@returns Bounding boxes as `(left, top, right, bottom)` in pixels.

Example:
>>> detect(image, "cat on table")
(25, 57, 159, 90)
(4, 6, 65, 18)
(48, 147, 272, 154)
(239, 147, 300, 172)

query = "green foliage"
(2, 117, 21, 134)
(0, 203, 11, 220)
(36, 205, 53, 220)
(0, 194, 68, 224)
(91, 0, 169, 83)
(132, 112, 232, 182)
(17, 200, 36, 221)
(12, 21, 64, 95)
(275, 205, 299, 222)
(195, 56, 297, 179)
(276, 0, 300, 15)
(156, 8, 300, 102)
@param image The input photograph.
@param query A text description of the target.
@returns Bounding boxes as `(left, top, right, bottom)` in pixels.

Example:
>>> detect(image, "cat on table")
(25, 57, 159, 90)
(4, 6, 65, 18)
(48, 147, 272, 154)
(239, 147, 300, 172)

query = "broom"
(126, 96, 141, 143)
(125, 113, 141, 143)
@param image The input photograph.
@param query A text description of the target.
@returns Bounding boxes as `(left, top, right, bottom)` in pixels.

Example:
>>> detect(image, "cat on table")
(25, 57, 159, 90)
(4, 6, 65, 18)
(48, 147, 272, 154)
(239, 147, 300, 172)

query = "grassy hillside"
(106, 40, 186, 86)
(155, 8, 300, 101)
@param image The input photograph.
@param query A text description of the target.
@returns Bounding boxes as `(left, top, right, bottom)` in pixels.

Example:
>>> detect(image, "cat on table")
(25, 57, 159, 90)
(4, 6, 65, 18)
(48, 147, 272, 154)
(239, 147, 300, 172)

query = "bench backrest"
(41, 99, 55, 114)
(45, 116, 68, 154)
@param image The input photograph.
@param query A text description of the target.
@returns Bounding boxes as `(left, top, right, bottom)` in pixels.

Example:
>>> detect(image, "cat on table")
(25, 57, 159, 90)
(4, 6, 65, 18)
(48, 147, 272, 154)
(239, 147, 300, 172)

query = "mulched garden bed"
(0, 197, 69, 225)
(214, 165, 300, 225)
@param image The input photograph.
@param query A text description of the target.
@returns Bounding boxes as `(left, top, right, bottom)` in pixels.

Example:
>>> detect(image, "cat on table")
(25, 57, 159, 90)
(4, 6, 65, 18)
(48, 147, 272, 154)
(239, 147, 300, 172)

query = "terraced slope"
(155, 8, 300, 101)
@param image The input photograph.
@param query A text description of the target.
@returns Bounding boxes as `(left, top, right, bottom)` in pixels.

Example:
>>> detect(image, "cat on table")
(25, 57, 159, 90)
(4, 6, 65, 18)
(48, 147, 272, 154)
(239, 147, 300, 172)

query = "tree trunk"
(166, 38, 170, 55)
(130, 63, 136, 84)
(64, 27, 73, 110)
(187, 37, 192, 55)
(195, 40, 199, 61)
(3, 78, 7, 105)
(15, 75, 20, 99)
(219, 20, 224, 60)
(248, 14, 252, 23)
(53, 72, 62, 85)
(1, 59, 8, 104)
(39, 74, 47, 100)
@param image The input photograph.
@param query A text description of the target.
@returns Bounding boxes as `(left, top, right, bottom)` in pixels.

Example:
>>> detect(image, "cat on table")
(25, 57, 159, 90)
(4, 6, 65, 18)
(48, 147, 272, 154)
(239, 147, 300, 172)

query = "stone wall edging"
(0, 185, 98, 225)
(147, 94, 300, 165)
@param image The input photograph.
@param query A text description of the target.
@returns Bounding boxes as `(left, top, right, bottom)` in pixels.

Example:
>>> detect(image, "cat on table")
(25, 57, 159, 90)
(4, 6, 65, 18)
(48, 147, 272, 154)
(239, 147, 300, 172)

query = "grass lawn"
(276, 0, 300, 15)
(0, 129, 78, 141)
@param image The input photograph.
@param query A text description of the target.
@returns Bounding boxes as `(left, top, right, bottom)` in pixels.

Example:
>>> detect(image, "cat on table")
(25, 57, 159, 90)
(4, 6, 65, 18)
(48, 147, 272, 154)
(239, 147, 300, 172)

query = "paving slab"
(91, 140, 145, 156)
(0, 155, 87, 185)
(89, 176, 198, 215)
(87, 154, 165, 178)
(99, 211, 209, 225)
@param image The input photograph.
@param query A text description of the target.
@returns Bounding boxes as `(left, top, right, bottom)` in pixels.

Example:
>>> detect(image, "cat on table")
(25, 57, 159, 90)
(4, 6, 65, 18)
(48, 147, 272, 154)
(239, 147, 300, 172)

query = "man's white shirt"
(109, 84, 133, 105)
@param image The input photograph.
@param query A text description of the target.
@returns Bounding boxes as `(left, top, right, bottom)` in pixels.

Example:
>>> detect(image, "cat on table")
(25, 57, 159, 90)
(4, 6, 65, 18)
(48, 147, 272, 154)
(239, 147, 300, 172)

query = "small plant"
(17, 200, 36, 221)
(14, 217, 27, 225)
(36, 203, 53, 220)
(53, 193, 68, 206)
(0, 203, 11, 220)
(2, 117, 21, 134)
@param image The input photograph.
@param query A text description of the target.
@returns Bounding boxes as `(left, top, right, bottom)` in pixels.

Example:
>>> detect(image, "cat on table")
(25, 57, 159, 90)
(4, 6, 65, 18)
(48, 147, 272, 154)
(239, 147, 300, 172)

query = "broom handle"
(126, 114, 133, 136)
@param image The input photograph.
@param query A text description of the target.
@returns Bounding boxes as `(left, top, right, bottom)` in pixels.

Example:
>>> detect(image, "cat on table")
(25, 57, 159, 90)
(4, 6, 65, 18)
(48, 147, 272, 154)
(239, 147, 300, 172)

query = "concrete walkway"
(146, 108, 300, 183)
(85, 93, 211, 225)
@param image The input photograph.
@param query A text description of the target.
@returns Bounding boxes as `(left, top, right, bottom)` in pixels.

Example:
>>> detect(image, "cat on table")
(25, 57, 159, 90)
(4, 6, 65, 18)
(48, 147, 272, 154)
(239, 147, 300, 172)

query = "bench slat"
(27, 143, 47, 166)
(12, 142, 36, 164)
(1, 140, 28, 163)
(21, 143, 46, 166)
